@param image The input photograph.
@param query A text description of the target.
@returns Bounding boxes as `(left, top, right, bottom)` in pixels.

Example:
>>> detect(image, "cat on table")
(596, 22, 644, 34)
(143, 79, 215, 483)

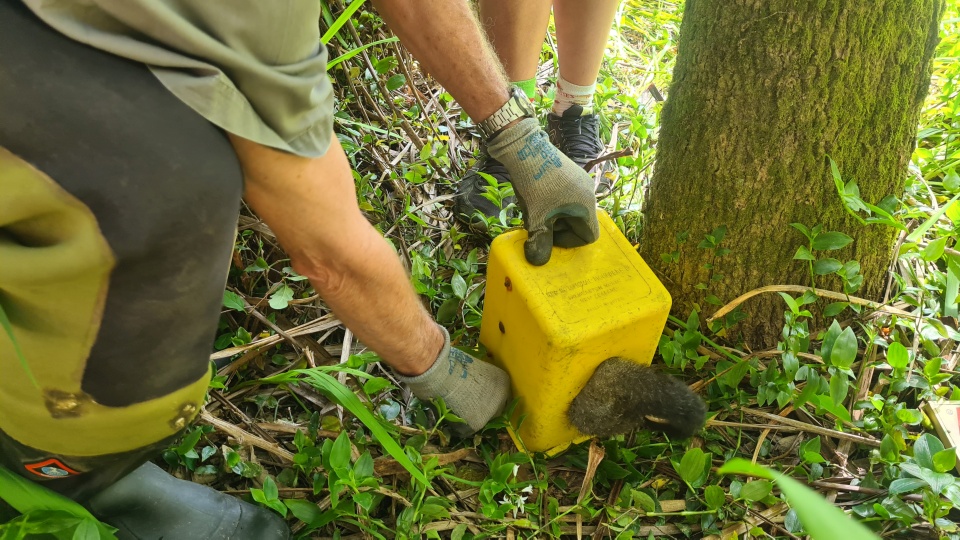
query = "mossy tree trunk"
(640, 0, 944, 348)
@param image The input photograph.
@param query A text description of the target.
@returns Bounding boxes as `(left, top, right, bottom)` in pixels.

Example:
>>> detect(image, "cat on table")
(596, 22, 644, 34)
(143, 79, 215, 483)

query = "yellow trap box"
(479, 212, 671, 455)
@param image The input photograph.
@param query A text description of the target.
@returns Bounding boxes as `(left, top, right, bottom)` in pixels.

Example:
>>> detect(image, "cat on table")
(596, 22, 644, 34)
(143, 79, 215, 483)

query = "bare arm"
(371, 0, 509, 121)
(229, 134, 442, 376)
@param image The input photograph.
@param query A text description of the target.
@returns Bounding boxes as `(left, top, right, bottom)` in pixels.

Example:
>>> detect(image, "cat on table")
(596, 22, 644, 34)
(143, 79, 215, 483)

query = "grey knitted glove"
(486, 118, 600, 265)
(396, 326, 511, 434)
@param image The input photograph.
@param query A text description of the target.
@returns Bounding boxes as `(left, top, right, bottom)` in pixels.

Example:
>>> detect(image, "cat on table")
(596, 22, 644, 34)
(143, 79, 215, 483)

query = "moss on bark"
(641, 0, 944, 348)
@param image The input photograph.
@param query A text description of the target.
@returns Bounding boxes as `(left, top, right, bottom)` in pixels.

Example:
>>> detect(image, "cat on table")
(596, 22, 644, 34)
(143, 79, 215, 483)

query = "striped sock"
(552, 76, 596, 116)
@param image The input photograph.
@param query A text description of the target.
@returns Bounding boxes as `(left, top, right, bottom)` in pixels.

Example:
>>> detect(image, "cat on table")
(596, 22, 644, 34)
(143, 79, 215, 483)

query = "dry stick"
(810, 480, 924, 503)
(228, 286, 303, 354)
(584, 148, 634, 173)
(704, 503, 789, 540)
(752, 406, 795, 464)
(391, 40, 441, 139)
(210, 392, 277, 444)
(738, 408, 880, 447)
(199, 410, 295, 463)
(709, 419, 806, 432)
(347, 23, 425, 151)
(576, 440, 605, 540)
(707, 285, 914, 323)
(210, 314, 341, 360)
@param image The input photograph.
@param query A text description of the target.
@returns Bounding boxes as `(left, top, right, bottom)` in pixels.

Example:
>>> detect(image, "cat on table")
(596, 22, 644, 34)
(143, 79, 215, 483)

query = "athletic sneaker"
(547, 104, 614, 196)
(452, 153, 516, 232)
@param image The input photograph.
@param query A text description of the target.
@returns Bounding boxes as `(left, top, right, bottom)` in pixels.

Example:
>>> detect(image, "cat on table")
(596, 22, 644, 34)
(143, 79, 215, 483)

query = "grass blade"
(261, 368, 429, 486)
(327, 37, 399, 71)
(0, 465, 116, 538)
(321, 0, 367, 45)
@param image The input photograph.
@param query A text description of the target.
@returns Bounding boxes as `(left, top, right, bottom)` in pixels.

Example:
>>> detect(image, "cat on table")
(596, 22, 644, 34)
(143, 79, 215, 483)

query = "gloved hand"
(486, 118, 600, 265)
(396, 325, 511, 434)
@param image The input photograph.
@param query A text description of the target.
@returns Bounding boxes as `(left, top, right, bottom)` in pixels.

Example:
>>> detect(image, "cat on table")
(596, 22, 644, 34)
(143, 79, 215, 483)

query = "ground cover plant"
(3, 0, 960, 538)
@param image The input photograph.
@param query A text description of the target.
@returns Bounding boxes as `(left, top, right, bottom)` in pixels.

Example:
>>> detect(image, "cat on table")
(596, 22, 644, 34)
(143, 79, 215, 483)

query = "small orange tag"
(24, 458, 80, 479)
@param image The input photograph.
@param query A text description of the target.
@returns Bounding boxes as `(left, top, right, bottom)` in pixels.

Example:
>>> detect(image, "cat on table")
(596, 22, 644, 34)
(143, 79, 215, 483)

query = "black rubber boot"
(86, 463, 290, 540)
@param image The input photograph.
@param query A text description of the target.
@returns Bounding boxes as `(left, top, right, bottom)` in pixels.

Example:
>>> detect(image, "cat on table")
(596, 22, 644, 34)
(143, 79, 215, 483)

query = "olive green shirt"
(24, 0, 335, 158)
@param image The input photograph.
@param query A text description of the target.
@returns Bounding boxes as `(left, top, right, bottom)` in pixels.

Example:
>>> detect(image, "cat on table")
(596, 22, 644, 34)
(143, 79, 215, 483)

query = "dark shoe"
(547, 105, 615, 196)
(453, 153, 516, 232)
(87, 462, 289, 540)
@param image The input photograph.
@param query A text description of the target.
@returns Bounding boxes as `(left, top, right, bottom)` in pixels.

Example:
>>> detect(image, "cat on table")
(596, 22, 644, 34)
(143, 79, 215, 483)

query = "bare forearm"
(230, 135, 443, 375)
(372, 0, 509, 121)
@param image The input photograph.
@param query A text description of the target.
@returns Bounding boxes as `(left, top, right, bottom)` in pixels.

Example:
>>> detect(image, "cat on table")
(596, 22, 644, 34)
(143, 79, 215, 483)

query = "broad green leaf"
(222, 290, 246, 311)
(812, 231, 853, 251)
(631, 489, 656, 513)
(830, 327, 858, 369)
(900, 463, 955, 494)
(436, 297, 460, 323)
(386, 74, 407, 92)
(813, 258, 843, 275)
(284, 499, 323, 524)
(793, 245, 815, 261)
(329, 431, 352, 473)
(888, 478, 927, 495)
(913, 433, 943, 470)
(740, 480, 773, 502)
(886, 342, 909, 370)
(829, 373, 848, 408)
(895, 408, 923, 425)
(790, 222, 812, 239)
(880, 434, 900, 462)
(268, 284, 295, 310)
(933, 448, 957, 473)
(263, 476, 279, 501)
(676, 448, 709, 488)
(778, 292, 800, 315)
(824, 302, 849, 317)
(816, 395, 852, 422)
(704, 485, 726, 510)
(923, 237, 948, 262)
(820, 320, 843, 365)
(945, 167, 960, 193)
(451, 524, 468, 540)
(923, 357, 942, 380)
(451, 272, 468, 299)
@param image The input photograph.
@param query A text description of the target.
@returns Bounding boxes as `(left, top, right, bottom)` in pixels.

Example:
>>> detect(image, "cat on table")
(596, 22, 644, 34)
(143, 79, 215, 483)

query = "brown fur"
(567, 358, 706, 439)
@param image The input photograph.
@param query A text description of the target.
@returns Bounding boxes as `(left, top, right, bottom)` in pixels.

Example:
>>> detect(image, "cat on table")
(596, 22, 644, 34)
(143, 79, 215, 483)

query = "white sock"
(552, 76, 596, 116)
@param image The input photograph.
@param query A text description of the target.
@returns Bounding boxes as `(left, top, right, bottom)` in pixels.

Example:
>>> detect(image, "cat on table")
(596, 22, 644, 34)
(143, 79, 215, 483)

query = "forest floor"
(167, 1, 960, 538)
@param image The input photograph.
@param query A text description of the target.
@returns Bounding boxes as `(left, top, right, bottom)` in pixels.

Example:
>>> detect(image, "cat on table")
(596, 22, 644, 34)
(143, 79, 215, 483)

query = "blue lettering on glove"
(517, 132, 563, 180)
(448, 348, 474, 379)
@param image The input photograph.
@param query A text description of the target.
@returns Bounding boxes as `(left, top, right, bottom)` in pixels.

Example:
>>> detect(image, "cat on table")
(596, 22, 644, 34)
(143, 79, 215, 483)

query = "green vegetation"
(3, 0, 960, 538)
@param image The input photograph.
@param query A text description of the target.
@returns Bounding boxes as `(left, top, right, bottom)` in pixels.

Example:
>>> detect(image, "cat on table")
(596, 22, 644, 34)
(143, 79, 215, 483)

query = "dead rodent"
(567, 358, 706, 439)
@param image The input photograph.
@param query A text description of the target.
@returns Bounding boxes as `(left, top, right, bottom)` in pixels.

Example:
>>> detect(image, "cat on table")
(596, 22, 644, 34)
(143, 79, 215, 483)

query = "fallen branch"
(199, 410, 296, 463)
(707, 285, 914, 323)
(737, 408, 880, 447)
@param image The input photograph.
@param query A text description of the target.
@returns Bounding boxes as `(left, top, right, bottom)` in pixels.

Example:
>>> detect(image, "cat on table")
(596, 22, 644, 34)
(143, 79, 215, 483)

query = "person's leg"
(0, 2, 285, 537)
(548, 0, 621, 192)
(553, 0, 621, 88)
(477, 0, 553, 98)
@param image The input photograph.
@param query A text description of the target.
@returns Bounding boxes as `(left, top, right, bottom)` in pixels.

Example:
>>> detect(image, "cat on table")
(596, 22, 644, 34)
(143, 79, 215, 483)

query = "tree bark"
(640, 0, 944, 348)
